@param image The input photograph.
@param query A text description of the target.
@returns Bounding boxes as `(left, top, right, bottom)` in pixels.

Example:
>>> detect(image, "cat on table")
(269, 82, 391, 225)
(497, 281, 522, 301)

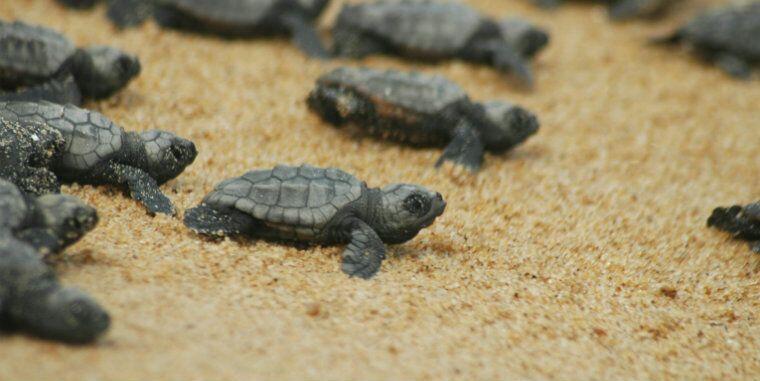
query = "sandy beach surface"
(1, 0, 758, 380)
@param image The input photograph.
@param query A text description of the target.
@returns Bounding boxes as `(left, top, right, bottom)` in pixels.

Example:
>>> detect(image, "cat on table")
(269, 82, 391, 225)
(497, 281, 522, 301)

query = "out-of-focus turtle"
(184, 164, 446, 279)
(0, 116, 64, 196)
(307, 67, 539, 171)
(0, 101, 197, 215)
(0, 179, 98, 255)
(532, 0, 675, 21)
(654, 2, 760, 79)
(153, 0, 331, 57)
(56, 0, 157, 29)
(0, 237, 109, 344)
(708, 201, 760, 253)
(331, 0, 541, 87)
(0, 20, 141, 105)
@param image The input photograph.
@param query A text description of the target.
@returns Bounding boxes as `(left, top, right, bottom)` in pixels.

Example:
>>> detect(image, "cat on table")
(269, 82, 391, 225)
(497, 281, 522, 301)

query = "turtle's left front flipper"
(0, 76, 82, 105)
(97, 162, 176, 216)
(281, 14, 330, 59)
(106, 0, 155, 29)
(341, 219, 386, 279)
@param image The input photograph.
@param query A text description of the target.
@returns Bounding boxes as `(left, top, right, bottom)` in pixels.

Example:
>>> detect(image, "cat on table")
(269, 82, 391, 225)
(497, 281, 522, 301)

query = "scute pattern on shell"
(319, 67, 468, 115)
(204, 165, 364, 236)
(161, 0, 278, 25)
(340, 0, 483, 54)
(0, 102, 123, 171)
(0, 21, 76, 81)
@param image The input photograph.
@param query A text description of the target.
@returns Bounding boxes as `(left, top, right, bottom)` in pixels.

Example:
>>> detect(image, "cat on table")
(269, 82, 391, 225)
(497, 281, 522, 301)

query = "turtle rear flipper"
(184, 203, 258, 237)
(106, 0, 155, 29)
(435, 123, 485, 172)
(281, 14, 330, 58)
(0, 76, 82, 105)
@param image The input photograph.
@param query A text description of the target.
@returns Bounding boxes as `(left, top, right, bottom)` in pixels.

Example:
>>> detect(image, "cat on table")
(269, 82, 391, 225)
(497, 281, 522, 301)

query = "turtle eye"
(403, 194, 430, 216)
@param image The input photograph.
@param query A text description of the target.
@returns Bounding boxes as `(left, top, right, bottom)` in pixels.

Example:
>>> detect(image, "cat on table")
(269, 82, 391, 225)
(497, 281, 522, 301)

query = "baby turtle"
(0, 179, 98, 255)
(0, 101, 198, 215)
(307, 67, 539, 171)
(654, 2, 760, 79)
(56, 0, 157, 29)
(184, 164, 446, 279)
(154, 0, 331, 57)
(533, 0, 674, 21)
(331, 0, 538, 86)
(708, 201, 760, 253)
(0, 237, 109, 344)
(0, 20, 141, 105)
(0, 116, 65, 196)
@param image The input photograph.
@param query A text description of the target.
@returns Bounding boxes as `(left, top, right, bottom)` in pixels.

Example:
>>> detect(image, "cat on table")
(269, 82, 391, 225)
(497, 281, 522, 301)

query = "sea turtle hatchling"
(331, 0, 540, 87)
(0, 116, 65, 196)
(307, 67, 539, 171)
(153, 0, 331, 57)
(0, 20, 141, 105)
(56, 0, 157, 29)
(532, 0, 675, 21)
(184, 164, 446, 279)
(0, 237, 110, 344)
(708, 201, 760, 253)
(0, 178, 98, 255)
(653, 2, 760, 79)
(0, 101, 198, 215)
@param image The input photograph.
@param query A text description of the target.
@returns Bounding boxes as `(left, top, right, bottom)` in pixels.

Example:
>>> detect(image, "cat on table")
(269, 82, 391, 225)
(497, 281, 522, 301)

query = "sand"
(1, 0, 759, 380)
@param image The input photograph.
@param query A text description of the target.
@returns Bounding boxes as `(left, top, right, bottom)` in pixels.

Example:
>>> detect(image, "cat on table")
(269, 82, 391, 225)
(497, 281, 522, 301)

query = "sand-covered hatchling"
(654, 2, 760, 79)
(153, 0, 331, 57)
(708, 201, 760, 253)
(0, 20, 141, 104)
(0, 237, 109, 343)
(0, 116, 65, 196)
(532, 0, 675, 21)
(184, 164, 446, 279)
(307, 67, 539, 171)
(0, 101, 197, 215)
(0, 179, 98, 255)
(331, 0, 541, 86)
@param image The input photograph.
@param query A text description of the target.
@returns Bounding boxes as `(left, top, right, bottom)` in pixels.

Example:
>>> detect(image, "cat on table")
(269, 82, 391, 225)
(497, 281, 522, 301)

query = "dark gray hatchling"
(331, 0, 541, 86)
(307, 67, 539, 171)
(708, 201, 760, 253)
(0, 178, 98, 255)
(153, 0, 331, 57)
(0, 20, 141, 105)
(184, 164, 446, 279)
(56, 0, 157, 29)
(0, 237, 109, 344)
(532, 0, 676, 21)
(0, 101, 198, 215)
(654, 2, 760, 79)
(0, 116, 65, 196)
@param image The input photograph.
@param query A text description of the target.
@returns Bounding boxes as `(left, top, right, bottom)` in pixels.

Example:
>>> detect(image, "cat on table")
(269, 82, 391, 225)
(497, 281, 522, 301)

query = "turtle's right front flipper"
(97, 162, 176, 216)
(281, 13, 331, 59)
(106, 0, 155, 29)
(435, 122, 485, 172)
(0, 76, 82, 105)
(341, 219, 385, 279)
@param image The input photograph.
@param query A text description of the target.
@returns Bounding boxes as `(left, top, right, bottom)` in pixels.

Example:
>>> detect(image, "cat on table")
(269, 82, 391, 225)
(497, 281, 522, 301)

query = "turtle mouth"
(420, 193, 446, 228)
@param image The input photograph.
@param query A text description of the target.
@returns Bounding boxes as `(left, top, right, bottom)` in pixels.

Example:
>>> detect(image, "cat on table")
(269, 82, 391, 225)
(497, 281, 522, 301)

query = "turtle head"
(498, 18, 550, 58)
(73, 46, 141, 99)
(479, 101, 539, 154)
(138, 130, 197, 184)
(35, 194, 98, 251)
(296, 0, 330, 19)
(373, 184, 446, 244)
(32, 287, 110, 344)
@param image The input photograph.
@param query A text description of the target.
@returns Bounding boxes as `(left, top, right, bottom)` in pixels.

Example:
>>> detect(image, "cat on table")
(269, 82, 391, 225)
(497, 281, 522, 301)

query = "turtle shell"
(0, 179, 28, 231)
(204, 165, 365, 238)
(317, 67, 469, 117)
(0, 102, 124, 172)
(158, 0, 283, 26)
(682, 3, 760, 59)
(0, 21, 76, 87)
(337, 0, 484, 55)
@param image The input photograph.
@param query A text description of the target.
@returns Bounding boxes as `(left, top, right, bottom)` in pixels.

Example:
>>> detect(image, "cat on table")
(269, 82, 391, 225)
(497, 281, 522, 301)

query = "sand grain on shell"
(1, 0, 759, 380)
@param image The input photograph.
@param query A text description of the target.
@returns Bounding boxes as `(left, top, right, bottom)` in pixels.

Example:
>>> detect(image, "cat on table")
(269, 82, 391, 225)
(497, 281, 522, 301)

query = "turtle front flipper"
(184, 203, 258, 237)
(713, 53, 752, 79)
(491, 42, 534, 88)
(435, 122, 485, 172)
(106, 0, 155, 29)
(341, 219, 386, 279)
(281, 13, 330, 59)
(0, 76, 82, 105)
(533, 0, 561, 9)
(99, 162, 176, 216)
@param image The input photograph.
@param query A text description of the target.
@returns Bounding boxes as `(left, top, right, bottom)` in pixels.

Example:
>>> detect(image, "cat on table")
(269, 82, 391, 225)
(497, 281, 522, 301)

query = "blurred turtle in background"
(0, 20, 140, 105)
(532, 0, 677, 21)
(708, 201, 760, 253)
